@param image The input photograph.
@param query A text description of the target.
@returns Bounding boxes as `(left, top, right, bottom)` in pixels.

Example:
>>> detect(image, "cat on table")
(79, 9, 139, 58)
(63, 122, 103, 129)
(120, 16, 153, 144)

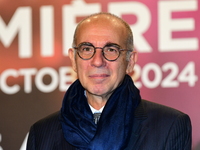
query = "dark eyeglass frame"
(73, 42, 132, 61)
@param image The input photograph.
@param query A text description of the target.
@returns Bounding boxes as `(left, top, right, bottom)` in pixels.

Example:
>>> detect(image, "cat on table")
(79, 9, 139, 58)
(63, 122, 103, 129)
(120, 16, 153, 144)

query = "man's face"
(69, 18, 136, 99)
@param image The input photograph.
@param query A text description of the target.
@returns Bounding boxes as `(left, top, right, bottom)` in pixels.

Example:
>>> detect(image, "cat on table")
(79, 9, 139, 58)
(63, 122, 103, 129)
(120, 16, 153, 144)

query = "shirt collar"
(89, 105, 104, 114)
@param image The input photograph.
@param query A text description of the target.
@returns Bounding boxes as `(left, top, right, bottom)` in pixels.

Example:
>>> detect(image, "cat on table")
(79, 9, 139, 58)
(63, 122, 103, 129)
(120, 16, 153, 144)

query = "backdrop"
(0, 0, 199, 149)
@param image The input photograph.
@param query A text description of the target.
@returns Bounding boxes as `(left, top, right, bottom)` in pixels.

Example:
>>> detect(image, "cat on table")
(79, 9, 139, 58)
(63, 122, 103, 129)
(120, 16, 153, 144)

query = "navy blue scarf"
(60, 75, 141, 150)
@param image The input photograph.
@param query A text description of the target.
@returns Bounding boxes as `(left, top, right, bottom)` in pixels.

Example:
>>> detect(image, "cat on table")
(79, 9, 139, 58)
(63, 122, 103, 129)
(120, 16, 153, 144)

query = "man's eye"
(105, 47, 118, 53)
(108, 48, 117, 52)
(83, 47, 92, 51)
(80, 46, 93, 52)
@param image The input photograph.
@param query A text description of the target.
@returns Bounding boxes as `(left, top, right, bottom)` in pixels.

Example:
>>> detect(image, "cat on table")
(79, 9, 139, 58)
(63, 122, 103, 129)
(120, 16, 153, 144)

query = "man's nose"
(91, 49, 106, 67)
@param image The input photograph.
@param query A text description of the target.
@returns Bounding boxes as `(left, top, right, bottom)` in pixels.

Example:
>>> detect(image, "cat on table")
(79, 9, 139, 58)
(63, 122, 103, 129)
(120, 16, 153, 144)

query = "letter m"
(0, 7, 32, 58)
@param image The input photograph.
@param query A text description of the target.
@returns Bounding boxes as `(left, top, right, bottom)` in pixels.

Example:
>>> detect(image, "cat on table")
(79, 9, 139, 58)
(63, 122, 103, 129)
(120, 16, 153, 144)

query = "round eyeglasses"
(73, 42, 132, 61)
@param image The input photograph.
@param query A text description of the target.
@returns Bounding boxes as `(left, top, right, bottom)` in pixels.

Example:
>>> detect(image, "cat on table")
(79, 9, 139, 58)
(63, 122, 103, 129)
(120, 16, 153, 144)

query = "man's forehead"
(79, 18, 125, 34)
(81, 14, 121, 26)
(74, 14, 128, 47)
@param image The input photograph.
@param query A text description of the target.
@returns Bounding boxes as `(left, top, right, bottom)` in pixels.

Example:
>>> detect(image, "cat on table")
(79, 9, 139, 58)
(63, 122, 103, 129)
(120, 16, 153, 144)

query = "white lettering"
(131, 61, 198, 88)
(0, 69, 20, 94)
(59, 67, 76, 91)
(35, 67, 58, 93)
(40, 6, 54, 57)
(141, 63, 162, 88)
(0, 67, 75, 94)
(19, 68, 37, 93)
(109, 2, 152, 52)
(158, 0, 198, 51)
(0, 7, 32, 58)
(62, 0, 101, 55)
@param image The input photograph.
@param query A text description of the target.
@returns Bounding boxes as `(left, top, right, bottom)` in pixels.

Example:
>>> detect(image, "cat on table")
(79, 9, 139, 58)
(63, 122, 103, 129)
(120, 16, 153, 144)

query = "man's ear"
(126, 51, 138, 74)
(68, 48, 77, 72)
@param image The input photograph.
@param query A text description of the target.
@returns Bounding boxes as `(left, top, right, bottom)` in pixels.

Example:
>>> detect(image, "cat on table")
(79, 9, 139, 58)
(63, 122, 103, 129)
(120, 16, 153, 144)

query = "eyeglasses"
(73, 42, 132, 61)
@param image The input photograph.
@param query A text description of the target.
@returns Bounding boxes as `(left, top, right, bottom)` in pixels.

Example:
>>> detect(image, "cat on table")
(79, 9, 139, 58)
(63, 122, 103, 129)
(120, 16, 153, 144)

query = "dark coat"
(27, 100, 191, 150)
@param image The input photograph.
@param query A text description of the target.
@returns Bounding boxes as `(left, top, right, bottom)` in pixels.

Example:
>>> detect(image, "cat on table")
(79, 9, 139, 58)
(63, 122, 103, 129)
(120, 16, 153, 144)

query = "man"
(27, 12, 192, 150)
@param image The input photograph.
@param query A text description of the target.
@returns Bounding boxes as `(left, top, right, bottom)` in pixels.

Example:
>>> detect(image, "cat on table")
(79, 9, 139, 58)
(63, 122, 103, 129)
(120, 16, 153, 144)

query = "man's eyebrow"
(78, 42, 93, 46)
(77, 42, 121, 48)
(104, 42, 121, 47)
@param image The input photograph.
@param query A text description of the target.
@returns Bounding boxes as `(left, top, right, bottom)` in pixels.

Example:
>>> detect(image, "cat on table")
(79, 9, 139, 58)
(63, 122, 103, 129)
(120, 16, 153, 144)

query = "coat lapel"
(125, 100, 149, 150)
(54, 127, 76, 150)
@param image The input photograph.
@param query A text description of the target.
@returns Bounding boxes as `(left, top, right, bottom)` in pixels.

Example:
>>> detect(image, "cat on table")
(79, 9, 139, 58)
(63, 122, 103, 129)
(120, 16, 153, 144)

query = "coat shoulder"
(33, 111, 61, 130)
(141, 99, 189, 119)
(128, 100, 192, 150)
(27, 111, 62, 149)
(135, 99, 191, 138)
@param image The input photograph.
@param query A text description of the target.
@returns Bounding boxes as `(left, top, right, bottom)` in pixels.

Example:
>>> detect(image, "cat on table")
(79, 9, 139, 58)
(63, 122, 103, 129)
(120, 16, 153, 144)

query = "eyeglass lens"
(76, 43, 121, 61)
